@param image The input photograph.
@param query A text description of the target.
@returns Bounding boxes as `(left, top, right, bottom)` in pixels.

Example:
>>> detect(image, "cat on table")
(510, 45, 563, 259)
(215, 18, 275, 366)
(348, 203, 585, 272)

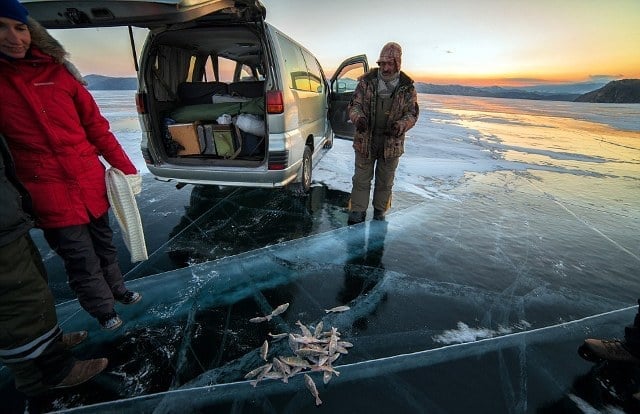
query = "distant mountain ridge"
(85, 74, 137, 90)
(414, 83, 581, 101)
(83, 74, 640, 103)
(574, 79, 640, 103)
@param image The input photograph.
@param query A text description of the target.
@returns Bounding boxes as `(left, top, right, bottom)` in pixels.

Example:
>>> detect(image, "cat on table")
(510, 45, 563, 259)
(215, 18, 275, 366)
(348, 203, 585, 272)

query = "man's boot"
(373, 209, 386, 221)
(50, 358, 108, 390)
(61, 331, 88, 349)
(347, 211, 366, 225)
(582, 339, 640, 363)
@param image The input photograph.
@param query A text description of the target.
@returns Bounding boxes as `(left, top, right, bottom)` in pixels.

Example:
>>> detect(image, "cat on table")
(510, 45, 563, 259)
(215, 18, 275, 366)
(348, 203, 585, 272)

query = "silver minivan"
(23, 0, 369, 193)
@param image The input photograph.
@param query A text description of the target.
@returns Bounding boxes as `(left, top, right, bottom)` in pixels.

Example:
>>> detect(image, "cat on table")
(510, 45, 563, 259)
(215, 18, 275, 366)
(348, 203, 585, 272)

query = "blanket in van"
(169, 98, 264, 123)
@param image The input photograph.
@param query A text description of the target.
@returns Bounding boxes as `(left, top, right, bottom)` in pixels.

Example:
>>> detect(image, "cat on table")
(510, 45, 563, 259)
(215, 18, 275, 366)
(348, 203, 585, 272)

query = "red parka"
(0, 48, 137, 229)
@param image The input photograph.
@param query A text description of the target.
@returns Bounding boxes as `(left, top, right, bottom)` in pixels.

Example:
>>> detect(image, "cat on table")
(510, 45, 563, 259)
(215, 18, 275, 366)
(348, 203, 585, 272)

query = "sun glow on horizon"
(47, 0, 640, 88)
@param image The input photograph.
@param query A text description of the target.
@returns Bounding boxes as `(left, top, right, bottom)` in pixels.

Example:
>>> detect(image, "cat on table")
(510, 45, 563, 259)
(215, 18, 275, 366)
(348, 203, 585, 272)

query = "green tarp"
(169, 98, 265, 123)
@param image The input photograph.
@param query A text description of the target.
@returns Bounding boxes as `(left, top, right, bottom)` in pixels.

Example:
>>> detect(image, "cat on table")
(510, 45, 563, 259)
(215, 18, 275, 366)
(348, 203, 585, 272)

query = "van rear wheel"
(288, 145, 312, 196)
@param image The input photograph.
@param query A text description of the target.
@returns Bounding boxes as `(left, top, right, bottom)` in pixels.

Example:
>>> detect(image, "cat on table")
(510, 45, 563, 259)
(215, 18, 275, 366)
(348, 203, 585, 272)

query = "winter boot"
(61, 331, 88, 349)
(50, 358, 108, 390)
(98, 312, 123, 330)
(373, 209, 386, 221)
(582, 338, 640, 363)
(116, 290, 142, 305)
(347, 211, 366, 225)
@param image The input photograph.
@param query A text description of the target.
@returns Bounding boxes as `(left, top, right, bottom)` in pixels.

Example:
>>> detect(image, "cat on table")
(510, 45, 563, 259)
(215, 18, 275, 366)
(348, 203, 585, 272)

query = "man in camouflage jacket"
(347, 42, 419, 224)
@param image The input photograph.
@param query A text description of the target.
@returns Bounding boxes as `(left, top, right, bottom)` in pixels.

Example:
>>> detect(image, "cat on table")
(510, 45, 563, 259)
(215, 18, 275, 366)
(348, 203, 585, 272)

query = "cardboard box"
(168, 122, 201, 155)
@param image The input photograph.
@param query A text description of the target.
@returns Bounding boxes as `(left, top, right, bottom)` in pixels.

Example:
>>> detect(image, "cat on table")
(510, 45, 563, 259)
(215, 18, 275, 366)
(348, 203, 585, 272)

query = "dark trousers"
(0, 234, 73, 396)
(625, 299, 640, 354)
(350, 152, 400, 213)
(43, 213, 127, 319)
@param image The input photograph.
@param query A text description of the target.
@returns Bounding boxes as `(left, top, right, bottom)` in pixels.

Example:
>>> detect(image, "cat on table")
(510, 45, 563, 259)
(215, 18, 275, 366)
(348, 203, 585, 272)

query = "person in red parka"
(0, 1, 142, 330)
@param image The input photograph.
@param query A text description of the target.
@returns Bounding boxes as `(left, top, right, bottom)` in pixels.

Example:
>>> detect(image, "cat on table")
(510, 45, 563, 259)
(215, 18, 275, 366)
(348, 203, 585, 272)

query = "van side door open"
(328, 55, 369, 140)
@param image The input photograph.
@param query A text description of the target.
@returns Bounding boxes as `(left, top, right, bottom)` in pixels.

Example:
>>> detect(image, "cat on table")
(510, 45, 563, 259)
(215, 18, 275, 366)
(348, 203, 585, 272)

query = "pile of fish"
(245, 303, 352, 406)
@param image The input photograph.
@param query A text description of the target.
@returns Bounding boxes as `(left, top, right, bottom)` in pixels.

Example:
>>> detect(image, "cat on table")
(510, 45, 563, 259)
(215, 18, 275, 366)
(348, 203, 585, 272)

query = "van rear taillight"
(268, 150, 288, 170)
(266, 90, 284, 114)
(135, 92, 147, 114)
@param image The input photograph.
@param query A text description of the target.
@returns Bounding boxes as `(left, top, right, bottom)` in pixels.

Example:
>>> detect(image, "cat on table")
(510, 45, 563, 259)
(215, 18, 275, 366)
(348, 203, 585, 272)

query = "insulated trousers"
(349, 152, 400, 213)
(0, 234, 73, 396)
(43, 213, 127, 319)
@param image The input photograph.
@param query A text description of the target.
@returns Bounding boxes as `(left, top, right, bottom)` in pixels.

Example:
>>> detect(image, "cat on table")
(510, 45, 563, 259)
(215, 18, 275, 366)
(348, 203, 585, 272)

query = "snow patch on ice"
(432, 320, 532, 344)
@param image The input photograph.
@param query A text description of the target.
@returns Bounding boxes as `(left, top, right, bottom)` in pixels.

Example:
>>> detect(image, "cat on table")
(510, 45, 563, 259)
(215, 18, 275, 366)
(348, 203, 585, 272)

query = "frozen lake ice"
(1, 93, 639, 413)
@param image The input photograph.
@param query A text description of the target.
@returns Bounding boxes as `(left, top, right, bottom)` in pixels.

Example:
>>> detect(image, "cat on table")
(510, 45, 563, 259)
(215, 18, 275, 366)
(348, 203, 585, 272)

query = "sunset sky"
(46, 0, 640, 87)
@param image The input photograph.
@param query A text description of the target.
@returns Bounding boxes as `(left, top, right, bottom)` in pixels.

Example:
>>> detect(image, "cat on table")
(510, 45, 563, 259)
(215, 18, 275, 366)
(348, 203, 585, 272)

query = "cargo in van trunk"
(22, 0, 367, 191)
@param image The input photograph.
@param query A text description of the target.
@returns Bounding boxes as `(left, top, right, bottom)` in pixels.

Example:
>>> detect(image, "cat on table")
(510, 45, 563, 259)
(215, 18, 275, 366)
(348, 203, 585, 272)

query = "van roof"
(21, 0, 266, 29)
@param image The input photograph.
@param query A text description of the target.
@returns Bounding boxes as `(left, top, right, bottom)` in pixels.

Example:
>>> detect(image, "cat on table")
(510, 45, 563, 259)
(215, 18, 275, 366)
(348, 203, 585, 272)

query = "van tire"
(288, 145, 312, 196)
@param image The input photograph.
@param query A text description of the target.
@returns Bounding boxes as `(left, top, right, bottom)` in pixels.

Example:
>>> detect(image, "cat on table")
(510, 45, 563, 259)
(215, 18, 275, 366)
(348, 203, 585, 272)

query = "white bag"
(216, 114, 233, 125)
(234, 113, 265, 136)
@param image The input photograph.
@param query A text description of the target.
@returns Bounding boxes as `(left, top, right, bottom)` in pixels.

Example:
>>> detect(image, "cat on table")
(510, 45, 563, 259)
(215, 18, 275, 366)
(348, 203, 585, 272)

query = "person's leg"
(88, 213, 141, 305)
(9, 340, 74, 395)
(349, 152, 375, 224)
(43, 225, 115, 320)
(371, 156, 400, 219)
(0, 234, 74, 395)
(88, 214, 127, 298)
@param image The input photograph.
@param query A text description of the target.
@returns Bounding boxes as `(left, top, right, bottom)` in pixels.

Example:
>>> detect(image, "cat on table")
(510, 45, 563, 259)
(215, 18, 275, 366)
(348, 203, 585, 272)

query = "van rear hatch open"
(21, 0, 265, 29)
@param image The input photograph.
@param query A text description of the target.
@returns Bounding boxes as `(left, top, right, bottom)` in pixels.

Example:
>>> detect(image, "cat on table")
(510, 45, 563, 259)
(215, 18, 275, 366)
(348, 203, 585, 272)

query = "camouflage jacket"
(347, 68, 419, 159)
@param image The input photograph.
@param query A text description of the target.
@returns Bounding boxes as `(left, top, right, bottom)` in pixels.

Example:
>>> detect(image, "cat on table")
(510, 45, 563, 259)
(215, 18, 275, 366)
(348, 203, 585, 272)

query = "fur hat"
(0, 0, 29, 24)
(377, 42, 402, 73)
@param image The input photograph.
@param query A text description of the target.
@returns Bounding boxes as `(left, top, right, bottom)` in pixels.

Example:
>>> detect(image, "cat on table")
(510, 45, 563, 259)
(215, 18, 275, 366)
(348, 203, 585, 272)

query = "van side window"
(152, 45, 192, 101)
(276, 32, 310, 92)
(332, 62, 365, 94)
(301, 50, 324, 94)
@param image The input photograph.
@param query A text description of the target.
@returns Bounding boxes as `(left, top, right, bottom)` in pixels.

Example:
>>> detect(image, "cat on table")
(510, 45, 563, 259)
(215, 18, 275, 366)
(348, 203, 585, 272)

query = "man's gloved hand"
(391, 121, 407, 137)
(126, 173, 142, 195)
(355, 117, 368, 133)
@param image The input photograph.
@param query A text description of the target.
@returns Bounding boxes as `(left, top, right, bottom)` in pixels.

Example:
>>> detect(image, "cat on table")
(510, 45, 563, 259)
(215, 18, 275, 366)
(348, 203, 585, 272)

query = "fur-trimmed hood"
(26, 17, 86, 84)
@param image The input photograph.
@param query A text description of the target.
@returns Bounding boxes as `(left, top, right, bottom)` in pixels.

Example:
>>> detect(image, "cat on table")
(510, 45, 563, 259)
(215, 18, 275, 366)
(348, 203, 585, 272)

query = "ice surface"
(1, 93, 639, 413)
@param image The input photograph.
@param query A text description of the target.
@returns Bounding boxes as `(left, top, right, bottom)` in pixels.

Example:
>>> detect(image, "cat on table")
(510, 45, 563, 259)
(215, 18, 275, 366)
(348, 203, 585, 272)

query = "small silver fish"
(335, 345, 349, 354)
(249, 363, 273, 387)
(295, 347, 329, 358)
(288, 333, 300, 352)
(323, 370, 332, 385)
(312, 364, 340, 376)
(304, 373, 322, 406)
(260, 340, 269, 361)
(249, 316, 269, 323)
(296, 320, 313, 337)
(272, 357, 291, 383)
(270, 302, 289, 317)
(244, 362, 271, 379)
(291, 334, 328, 345)
(328, 353, 341, 364)
(324, 305, 350, 313)
(280, 356, 311, 368)
(314, 321, 324, 338)
(328, 327, 339, 355)
(268, 332, 289, 341)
